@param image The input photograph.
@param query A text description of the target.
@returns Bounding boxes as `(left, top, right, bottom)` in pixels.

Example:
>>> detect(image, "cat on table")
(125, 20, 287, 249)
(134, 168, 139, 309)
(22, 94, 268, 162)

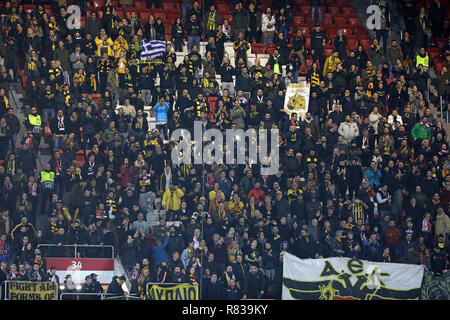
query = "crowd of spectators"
(0, 0, 449, 300)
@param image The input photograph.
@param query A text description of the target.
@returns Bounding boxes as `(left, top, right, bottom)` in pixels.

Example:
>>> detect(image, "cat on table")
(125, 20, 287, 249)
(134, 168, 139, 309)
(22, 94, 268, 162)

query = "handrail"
(37, 244, 115, 259)
(60, 292, 105, 300)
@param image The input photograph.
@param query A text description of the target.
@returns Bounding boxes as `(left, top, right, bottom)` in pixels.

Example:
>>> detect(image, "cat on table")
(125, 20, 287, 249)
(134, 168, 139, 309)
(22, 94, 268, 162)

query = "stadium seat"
(252, 43, 265, 54)
(139, 10, 152, 23)
(348, 17, 360, 27)
(152, 9, 166, 20)
(266, 43, 276, 55)
(328, 6, 340, 15)
(93, 0, 105, 9)
(341, 6, 354, 15)
(300, 6, 311, 16)
(124, 8, 137, 19)
(434, 59, 443, 74)
(135, 1, 147, 10)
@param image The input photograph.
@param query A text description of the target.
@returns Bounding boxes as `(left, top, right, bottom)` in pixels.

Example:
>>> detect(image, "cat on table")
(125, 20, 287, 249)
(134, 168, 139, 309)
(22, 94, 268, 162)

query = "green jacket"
(411, 122, 431, 140)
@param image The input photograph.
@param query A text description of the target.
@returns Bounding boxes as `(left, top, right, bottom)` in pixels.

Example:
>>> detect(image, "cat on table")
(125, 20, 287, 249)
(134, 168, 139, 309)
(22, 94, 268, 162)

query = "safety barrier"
(60, 292, 104, 300)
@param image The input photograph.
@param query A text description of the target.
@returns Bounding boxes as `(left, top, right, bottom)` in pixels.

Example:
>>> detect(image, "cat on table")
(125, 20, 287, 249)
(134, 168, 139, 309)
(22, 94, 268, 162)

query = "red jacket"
(383, 226, 402, 247)
(248, 188, 266, 204)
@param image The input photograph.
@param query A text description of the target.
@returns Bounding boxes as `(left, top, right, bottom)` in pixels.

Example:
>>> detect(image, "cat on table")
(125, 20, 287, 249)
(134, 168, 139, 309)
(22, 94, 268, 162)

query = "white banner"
(282, 252, 424, 300)
(284, 82, 310, 119)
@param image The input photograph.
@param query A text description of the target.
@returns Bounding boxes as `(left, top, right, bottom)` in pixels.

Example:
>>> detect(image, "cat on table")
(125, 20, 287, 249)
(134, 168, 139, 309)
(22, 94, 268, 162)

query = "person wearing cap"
(310, 23, 328, 69)
(46, 266, 59, 285)
(429, 243, 448, 276)
(80, 275, 101, 300)
(90, 273, 104, 294)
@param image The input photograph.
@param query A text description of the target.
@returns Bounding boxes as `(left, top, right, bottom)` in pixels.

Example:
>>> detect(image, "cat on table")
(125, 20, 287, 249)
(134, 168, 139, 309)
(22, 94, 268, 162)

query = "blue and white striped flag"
(140, 40, 166, 60)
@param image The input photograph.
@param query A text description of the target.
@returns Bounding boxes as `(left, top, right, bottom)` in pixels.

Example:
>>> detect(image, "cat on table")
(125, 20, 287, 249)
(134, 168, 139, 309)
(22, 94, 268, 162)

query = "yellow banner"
(147, 283, 199, 300)
(284, 82, 310, 119)
(9, 281, 58, 300)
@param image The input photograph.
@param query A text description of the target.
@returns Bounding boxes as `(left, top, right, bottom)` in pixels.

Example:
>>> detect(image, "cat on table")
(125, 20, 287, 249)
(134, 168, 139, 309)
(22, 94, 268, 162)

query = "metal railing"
(37, 244, 115, 259)
(60, 292, 104, 300)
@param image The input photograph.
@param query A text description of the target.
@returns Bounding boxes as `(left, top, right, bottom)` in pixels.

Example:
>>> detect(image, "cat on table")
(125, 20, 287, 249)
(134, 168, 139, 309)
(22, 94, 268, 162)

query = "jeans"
(376, 29, 389, 54)
(53, 135, 67, 151)
(187, 35, 200, 53)
(157, 123, 169, 140)
(42, 108, 55, 125)
(311, 6, 322, 25)
(181, 4, 192, 21)
(146, 0, 162, 9)
(263, 36, 273, 48)
(221, 82, 235, 97)
(141, 89, 152, 106)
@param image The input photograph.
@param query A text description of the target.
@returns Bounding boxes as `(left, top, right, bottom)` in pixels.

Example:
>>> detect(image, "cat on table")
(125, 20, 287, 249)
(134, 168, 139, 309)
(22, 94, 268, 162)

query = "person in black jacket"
(106, 275, 126, 297)
(90, 273, 104, 294)
(223, 278, 241, 300)
(243, 265, 267, 299)
(202, 272, 224, 299)
(80, 275, 101, 300)
(130, 274, 147, 298)
(171, 18, 185, 52)
(310, 24, 328, 69)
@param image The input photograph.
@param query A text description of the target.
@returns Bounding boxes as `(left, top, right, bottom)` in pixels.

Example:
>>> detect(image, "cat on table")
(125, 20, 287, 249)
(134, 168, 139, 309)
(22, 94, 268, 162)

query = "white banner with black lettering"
(282, 252, 424, 300)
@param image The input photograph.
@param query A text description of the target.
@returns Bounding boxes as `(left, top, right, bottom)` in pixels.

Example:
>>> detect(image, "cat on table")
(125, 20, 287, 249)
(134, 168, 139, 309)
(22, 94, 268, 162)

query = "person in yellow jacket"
(162, 184, 184, 221)
(94, 28, 114, 57)
(227, 193, 244, 219)
(113, 34, 128, 59)
(323, 51, 341, 77)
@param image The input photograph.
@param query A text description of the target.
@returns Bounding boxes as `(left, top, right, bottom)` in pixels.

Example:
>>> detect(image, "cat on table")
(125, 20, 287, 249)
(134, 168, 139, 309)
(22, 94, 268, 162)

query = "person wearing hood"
(338, 115, 360, 144)
(106, 275, 127, 297)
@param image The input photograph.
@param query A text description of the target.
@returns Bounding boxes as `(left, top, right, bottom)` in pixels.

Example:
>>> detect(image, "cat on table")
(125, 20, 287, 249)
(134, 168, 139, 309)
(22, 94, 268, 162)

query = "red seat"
(266, 44, 276, 55)
(217, 3, 228, 13)
(324, 48, 334, 57)
(434, 59, 443, 74)
(334, 16, 346, 26)
(306, 58, 313, 68)
(116, 10, 124, 19)
(124, 8, 137, 19)
(348, 17, 359, 27)
(152, 9, 166, 20)
(135, 1, 147, 10)
(341, 6, 354, 15)
(162, 2, 177, 11)
(293, 16, 304, 26)
(139, 10, 152, 23)
(347, 36, 358, 50)
(300, 6, 311, 16)
(328, 6, 340, 15)
(326, 27, 338, 39)
(252, 43, 265, 54)
(23, 4, 35, 13)
(305, 37, 310, 49)
(428, 48, 441, 60)
(93, 0, 105, 10)
(359, 38, 371, 51)
(322, 15, 332, 25)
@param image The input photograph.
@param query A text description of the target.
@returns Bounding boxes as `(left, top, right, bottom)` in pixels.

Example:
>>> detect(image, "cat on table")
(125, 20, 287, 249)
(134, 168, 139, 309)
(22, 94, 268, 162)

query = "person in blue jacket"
(365, 161, 382, 189)
(153, 97, 170, 140)
(152, 232, 170, 268)
(363, 233, 383, 262)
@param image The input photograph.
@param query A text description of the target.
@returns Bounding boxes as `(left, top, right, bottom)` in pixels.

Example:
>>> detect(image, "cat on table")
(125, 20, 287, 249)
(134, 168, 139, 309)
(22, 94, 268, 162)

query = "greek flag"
(140, 40, 166, 60)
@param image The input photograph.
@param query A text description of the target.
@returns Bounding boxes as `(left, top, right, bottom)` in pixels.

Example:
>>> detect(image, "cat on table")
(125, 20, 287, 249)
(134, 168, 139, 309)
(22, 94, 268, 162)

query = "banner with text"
(147, 283, 199, 300)
(284, 82, 310, 119)
(282, 252, 424, 300)
(8, 281, 58, 300)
